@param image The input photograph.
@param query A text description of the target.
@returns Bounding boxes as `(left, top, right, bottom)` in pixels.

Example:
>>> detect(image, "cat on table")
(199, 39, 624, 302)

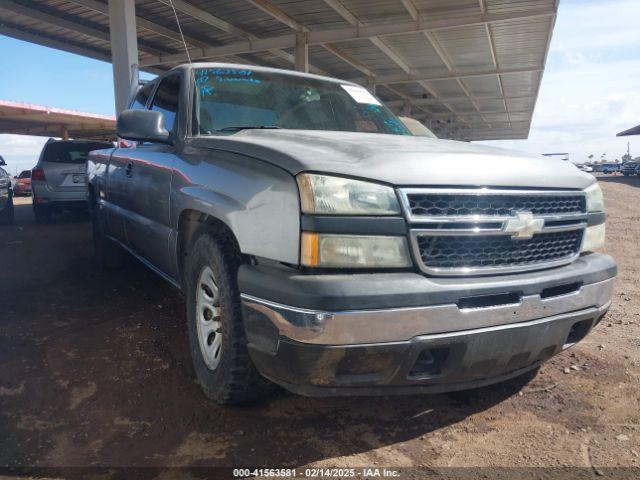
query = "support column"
(294, 33, 308, 72)
(108, 0, 139, 114)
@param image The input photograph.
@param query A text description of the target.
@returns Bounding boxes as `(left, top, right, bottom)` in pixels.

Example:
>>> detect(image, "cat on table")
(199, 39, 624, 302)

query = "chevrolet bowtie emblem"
(503, 211, 545, 239)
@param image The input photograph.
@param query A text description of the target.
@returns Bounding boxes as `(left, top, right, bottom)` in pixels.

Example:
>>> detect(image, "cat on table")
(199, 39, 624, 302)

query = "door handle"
(125, 162, 133, 178)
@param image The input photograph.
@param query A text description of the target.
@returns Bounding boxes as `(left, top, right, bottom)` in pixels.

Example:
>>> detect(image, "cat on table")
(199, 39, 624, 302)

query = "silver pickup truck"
(87, 63, 616, 405)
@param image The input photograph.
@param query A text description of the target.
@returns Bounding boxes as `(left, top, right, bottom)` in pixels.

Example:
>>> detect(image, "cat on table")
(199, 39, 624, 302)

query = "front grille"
(415, 230, 583, 271)
(407, 193, 586, 218)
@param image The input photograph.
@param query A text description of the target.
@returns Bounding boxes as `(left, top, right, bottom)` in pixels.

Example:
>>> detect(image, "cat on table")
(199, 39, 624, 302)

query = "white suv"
(31, 139, 112, 223)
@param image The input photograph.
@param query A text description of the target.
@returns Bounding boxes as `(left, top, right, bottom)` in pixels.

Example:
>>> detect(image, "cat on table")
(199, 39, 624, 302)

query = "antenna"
(162, 0, 192, 64)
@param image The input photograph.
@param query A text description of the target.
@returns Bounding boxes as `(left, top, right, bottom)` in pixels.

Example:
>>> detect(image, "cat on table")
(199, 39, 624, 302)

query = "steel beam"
(108, 0, 138, 114)
(295, 33, 309, 72)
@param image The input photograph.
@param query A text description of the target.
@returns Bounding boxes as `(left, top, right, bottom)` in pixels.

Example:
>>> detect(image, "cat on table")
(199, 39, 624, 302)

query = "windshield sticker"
(341, 85, 381, 105)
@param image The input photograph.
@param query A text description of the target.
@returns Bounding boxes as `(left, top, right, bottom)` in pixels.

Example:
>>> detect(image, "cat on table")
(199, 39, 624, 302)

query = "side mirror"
(116, 109, 172, 144)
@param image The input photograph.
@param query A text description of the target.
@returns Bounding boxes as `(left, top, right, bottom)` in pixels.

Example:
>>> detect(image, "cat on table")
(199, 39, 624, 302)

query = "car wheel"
(33, 203, 52, 224)
(185, 230, 275, 405)
(0, 194, 14, 225)
(92, 207, 124, 269)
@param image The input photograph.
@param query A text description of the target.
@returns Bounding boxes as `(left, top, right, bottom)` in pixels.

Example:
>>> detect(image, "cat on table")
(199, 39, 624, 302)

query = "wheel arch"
(176, 208, 242, 288)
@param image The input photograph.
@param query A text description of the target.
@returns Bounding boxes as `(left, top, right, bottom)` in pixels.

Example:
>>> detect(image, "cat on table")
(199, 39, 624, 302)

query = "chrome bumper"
(241, 277, 614, 345)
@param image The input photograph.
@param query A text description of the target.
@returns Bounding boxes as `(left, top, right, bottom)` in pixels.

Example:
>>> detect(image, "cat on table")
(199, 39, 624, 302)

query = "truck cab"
(87, 63, 616, 404)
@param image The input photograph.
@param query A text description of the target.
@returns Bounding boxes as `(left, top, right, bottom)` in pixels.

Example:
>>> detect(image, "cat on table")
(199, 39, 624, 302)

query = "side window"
(130, 82, 154, 110)
(150, 73, 181, 133)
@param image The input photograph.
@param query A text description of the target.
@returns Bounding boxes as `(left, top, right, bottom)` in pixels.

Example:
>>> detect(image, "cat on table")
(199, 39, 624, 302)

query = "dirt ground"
(1, 176, 639, 479)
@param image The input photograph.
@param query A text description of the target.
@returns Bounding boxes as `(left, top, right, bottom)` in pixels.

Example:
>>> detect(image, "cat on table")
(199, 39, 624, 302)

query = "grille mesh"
(407, 193, 586, 217)
(416, 231, 583, 270)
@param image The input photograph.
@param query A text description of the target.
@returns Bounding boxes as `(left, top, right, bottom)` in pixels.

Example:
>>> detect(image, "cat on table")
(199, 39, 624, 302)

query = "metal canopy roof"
(0, 0, 558, 141)
(0, 100, 116, 139)
(617, 125, 640, 137)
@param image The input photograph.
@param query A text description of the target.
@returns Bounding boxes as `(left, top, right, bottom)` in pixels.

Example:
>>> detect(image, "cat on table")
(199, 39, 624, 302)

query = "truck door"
(106, 82, 154, 245)
(120, 72, 182, 277)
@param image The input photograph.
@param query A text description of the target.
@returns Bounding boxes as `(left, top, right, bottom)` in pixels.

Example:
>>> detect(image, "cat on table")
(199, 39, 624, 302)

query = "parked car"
(600, 163, 621, 174)
(88, 63, 616, 405)
(621, 161, 640, 176)
(31, 139, 113, 223)
(0, 162, 14, 225)
(577, 164, 594, 172)
(13, 170, 32, 196)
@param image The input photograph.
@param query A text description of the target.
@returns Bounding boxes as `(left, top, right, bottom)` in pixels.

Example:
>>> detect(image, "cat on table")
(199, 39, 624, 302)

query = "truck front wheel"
(185, 231, 275, 405)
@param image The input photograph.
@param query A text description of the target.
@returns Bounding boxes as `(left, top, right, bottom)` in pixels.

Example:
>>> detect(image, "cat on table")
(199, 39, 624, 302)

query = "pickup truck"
(87, 63, 616, 405)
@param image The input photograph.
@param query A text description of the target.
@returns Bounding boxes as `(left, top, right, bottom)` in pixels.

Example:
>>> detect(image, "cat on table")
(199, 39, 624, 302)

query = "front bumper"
(240, 253, 616, 396)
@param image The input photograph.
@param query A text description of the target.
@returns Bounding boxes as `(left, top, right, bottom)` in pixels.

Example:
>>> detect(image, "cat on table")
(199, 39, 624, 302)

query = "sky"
(1, 0, 639, 174)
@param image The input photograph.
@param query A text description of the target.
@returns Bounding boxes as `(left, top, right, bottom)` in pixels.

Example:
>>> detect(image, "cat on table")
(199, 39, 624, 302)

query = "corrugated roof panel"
(475, 99, 506, 112)
(428, 79, 466, 97)
(492, 17, 552, 69)
(412, 0, 482, 20)
(463, 75, 502, 96)
(486, 0, 556, 15)
(308, 45, 365, 79)
(432, 25, 494, 70)
(270, 0, 352, 30)
(501, 70, 541, 97)
(384, 33, 449, 72)
(337, 0, 413, 24)
(333, 39, 404, 76)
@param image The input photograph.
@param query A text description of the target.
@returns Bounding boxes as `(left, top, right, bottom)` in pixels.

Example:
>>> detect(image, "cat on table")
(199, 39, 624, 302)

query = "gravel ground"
(0, 175, 638, 479)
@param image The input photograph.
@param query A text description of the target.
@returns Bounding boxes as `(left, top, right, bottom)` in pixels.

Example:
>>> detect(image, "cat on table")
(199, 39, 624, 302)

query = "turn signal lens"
(301, 232, 411, 268)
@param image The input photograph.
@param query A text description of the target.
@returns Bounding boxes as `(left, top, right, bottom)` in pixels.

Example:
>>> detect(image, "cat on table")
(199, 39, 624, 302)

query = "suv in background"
(622, 161, 640, 176)
(31, 139, 113, 223)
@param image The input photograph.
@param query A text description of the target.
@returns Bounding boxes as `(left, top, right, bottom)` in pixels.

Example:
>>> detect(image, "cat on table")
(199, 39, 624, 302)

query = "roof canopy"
(0, 0, 558, 141)
(0, 100, 115, 140)
(617, 125, 640, 137)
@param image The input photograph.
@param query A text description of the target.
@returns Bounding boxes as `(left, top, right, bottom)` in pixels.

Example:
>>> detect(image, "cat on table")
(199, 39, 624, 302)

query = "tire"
(92, 207, 124, 269)
(33, 203, 52, 224)
(0, 194, 14, 225)
(185, 230, 275, 405)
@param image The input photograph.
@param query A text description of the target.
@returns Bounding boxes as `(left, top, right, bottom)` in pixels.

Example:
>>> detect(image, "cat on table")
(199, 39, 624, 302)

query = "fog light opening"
(409, 348, 450, 379)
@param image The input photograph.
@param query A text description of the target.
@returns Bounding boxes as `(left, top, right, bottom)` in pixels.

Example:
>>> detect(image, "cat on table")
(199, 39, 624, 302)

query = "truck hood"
(191, 129, 594, 189)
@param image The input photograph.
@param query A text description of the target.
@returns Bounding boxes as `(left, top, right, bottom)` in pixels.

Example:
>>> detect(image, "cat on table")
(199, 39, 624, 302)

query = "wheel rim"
(195, 266, 223, 371)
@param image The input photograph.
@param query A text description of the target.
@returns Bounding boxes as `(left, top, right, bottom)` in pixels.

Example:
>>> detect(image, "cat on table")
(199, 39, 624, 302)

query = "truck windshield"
(193, 68, 410, 136)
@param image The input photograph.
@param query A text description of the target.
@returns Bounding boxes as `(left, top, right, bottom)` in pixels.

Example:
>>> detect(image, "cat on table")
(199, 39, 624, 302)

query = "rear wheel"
(0, 194, 14, 225)
(185, 231, 275, 405)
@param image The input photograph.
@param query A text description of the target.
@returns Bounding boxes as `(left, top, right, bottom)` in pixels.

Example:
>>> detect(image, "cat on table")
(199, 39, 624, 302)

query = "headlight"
(301, 233, 411, 268)
(585, 183, 604, 212)
(297, 173, 400, 215)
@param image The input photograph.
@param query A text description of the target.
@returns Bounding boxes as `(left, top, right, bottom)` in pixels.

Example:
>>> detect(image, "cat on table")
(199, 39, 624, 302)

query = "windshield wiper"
(216, 125, 281, 132)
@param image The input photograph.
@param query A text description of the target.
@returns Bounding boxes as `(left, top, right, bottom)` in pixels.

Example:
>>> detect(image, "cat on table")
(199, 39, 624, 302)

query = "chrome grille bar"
(399, 188, 588, 276)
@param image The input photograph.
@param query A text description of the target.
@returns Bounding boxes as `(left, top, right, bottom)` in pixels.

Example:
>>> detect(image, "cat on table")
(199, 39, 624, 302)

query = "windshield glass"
(193, 68, 410, 136)
(42, 142, 113, 164)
